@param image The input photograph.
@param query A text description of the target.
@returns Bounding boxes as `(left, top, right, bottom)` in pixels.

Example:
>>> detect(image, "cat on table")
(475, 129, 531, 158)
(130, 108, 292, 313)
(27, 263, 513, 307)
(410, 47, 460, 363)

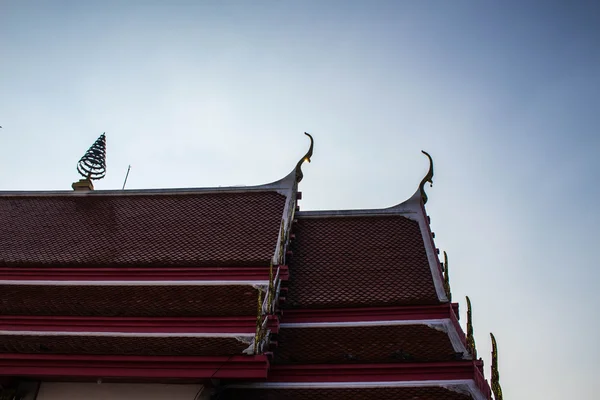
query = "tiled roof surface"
(274, 325, 459, 364)
(219, 387, 472, 400)
(0, 191, 286, 267)
(0, 285, 260, 317)
(285, 216, 439, 308)
(0, 335, 249, 356)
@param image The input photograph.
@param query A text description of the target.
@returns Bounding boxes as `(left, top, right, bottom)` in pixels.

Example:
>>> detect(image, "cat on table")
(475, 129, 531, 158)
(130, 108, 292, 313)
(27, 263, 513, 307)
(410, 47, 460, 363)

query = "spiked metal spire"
(72, 133, 106, 191)
(77, 133, 106, 180)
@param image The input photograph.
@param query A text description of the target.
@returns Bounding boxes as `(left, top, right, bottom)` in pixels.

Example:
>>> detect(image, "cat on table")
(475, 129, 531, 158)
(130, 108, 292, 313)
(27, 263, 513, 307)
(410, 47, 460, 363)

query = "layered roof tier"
(223, 153, 493, 399)
(0, 191, 287, 267)
(0, 151, 311, 381)
(284, 214, 443, 308)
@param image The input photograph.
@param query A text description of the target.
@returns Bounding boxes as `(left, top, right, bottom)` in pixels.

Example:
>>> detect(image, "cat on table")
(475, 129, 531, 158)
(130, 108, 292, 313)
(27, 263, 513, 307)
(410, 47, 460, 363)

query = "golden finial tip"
(490, 332, 503, 400)
(442, 251, 451, 301)
(418, 150, 434, 203)
(295, 132, 314, 183)
(466, 295, 477, 360)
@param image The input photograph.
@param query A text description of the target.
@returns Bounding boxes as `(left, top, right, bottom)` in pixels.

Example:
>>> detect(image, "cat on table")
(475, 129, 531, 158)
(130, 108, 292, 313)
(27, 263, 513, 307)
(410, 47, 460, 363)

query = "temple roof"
(0, 190, 286, 267)
(0, 141, 500, 396)
(284, 214, 442, 309)
(0, 132, 315, 270)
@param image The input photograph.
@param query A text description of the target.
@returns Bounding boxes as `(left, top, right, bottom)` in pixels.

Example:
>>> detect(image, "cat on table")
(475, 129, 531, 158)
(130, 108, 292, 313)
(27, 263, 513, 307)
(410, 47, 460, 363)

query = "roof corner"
(270, 132, 314, 266)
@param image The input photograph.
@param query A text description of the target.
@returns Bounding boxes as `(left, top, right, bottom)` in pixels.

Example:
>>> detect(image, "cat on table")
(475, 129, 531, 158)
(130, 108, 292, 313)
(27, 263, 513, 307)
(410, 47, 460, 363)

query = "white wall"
(37, 382, 204, 400)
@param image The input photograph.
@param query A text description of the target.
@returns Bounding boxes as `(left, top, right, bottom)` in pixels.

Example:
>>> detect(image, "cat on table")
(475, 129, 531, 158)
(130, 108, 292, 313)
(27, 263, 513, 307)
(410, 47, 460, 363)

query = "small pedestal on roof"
(71, 178, 94, 191)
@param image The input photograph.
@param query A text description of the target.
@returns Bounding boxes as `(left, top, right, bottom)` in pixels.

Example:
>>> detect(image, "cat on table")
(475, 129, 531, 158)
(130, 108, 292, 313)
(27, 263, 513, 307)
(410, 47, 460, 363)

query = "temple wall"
(36, 382, 205, 400)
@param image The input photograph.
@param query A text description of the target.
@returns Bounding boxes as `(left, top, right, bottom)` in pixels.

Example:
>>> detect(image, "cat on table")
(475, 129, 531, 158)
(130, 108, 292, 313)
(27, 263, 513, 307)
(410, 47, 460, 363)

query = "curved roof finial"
(490, 333, 503, 400)
(295, 132, 314, 183)
(466, 296, 477, 360)
(418, 150, 434, 204)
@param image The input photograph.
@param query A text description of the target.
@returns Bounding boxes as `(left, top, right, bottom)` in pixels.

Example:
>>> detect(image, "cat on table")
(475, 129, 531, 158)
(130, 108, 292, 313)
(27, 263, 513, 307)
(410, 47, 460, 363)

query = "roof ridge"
(295, 193, 421, 219)
(0, 171, 296, 197)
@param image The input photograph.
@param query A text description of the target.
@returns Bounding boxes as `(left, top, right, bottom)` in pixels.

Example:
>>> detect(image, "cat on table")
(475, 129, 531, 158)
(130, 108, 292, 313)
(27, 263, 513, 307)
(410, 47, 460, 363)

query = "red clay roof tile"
(274, 325, 459, 364)
(0, 335, 249, 356)
(285, 216, 439, 309)
(0, 191, 286, 267)
(0, 285, 261, 317)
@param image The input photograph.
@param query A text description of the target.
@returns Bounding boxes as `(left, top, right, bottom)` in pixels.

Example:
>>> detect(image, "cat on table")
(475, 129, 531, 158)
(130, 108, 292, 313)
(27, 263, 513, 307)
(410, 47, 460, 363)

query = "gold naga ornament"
(490, 333, 503, 400)
(268, 259, 275, 313)
(442, 251, 451, 302)
(466, 296, 477, 360)
(253, 289, 263, 355)
(252, 289, 270, 355)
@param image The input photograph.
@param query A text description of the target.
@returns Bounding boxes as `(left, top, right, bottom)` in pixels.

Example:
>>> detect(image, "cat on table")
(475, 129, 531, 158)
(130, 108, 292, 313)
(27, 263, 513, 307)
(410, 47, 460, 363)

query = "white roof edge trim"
(443, 319, 470, 359)
(0, 331, 255, 339)
(0, 169, 297, 197)
(0, 280, 269, 287)
(413, 190, 449, 303)
(226, 379, 475, 389)
(279, 319, 447, 328)
(297, 193, 421, 220)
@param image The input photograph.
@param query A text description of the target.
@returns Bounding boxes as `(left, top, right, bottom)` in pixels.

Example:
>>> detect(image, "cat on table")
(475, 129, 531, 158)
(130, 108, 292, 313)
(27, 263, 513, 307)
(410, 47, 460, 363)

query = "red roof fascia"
(473, 360, 492, 399)
(281, 303, 459, 323)
(0, 315, 280, 335)
(0, 266, 289, 282)
(0, 354, 269, 380)
(268, 362, 481, 383)
(448, 303, 467, 347)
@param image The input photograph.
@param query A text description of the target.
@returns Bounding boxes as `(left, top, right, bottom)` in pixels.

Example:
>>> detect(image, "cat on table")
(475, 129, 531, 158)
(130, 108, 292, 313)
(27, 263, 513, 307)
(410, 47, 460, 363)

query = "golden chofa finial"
(466, 296, 477, 360)
(490, 333, 504, 400)
(442, 251, 451, 302)
(295, 132, 314, 183)
(418, 150, 434, 204)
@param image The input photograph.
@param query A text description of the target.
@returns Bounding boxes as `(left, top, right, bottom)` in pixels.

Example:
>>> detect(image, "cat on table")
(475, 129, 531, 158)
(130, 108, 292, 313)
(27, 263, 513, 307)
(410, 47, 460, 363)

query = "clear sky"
(1, 1, 599, 398)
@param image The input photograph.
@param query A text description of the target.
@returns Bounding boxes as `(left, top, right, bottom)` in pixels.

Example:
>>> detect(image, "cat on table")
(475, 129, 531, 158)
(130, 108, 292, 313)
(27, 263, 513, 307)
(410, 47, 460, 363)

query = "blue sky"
(1, 1, 599, 398)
